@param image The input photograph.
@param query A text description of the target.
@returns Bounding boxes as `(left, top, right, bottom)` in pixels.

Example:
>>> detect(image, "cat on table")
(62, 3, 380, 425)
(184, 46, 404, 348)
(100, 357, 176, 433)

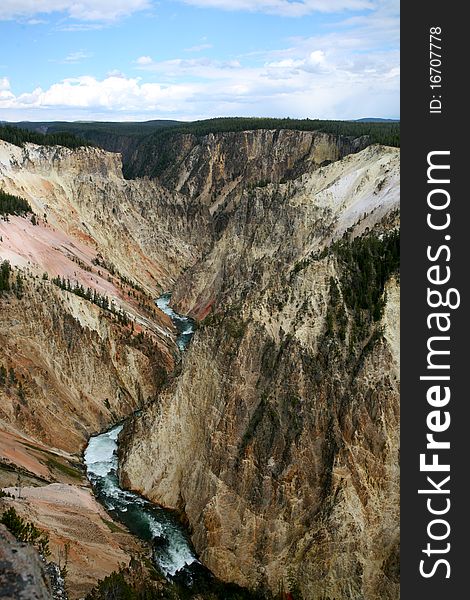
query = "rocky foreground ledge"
(0, 523, 53, 599)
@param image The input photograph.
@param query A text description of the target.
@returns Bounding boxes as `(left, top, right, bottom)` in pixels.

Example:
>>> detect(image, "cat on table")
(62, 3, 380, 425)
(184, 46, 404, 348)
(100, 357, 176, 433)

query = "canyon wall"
(0, 276, 170, 453)
(1, 132, 400, 599)
(0, 140, 206, 292)
(127, 129, 369, 219)
(120, 142, 400, 599)
(0, 139, 210, 453)
(0, 139, 198, 597)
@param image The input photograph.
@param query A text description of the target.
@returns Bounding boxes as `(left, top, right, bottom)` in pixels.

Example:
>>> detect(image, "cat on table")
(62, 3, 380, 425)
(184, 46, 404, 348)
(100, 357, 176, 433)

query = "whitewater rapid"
(156, 293, 195, 352)
(84, 293, 197, 578)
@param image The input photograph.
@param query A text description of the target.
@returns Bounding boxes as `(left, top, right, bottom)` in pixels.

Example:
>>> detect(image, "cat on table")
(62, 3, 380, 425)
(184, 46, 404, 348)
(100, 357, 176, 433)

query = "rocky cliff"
(0, 275, 170, 453)
(0, 523, 54, 600)
(127, 129, 369, 223)
(0, 139, 201, 597)
(0, 140, 204, 454)
(0, 140, 207, 292)
(1, 131, 400, 600)
(120, 142, 400, 600)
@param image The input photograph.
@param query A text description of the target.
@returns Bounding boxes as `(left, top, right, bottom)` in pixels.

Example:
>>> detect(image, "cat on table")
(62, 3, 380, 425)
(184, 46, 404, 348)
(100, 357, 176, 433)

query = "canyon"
(0, 128, 399, 599)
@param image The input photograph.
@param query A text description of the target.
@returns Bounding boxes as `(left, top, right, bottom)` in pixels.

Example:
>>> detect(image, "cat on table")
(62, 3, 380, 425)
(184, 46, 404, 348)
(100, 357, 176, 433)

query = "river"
(84, 293, 199, 579)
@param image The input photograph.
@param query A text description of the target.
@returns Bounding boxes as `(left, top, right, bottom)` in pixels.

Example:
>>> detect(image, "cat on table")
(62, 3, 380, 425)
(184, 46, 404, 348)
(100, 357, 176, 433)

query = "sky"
(0, 0, 399, 122)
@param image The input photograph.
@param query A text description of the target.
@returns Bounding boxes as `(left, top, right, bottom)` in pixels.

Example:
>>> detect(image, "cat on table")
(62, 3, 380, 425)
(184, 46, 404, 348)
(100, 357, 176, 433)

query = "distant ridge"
(1, 118, 400, 179)
(10, 119, 182, 137)
(355, 118, 400, 123)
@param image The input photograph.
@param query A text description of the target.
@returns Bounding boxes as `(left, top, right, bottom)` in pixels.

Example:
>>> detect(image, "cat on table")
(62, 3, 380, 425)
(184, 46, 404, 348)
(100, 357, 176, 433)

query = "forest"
(1, 118, 400, 182)
(3, 117, 399, 152)
(0, 189, 33, 217)
(144, 117, 400, 147)
(0, 124, 93, 149)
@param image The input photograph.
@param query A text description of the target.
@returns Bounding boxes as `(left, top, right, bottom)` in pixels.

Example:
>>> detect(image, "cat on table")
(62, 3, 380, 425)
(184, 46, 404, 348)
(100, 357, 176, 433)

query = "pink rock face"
(0, 140, 183, 454)
(0, 216, 117, 297)
(0, 429, 52, 481)
(0, 213, 177, 341)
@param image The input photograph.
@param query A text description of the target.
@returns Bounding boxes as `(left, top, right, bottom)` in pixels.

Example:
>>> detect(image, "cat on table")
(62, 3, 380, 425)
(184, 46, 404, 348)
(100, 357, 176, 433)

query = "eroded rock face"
(0, 140, 207, 292)
(120, 144, 400, 599)
(0, 523, 53, 600)
(0, 139, 205, 452)
(127, 129, 369, 195)
(1, 132, 400, 599)
(0, 139, 196, 597)
(129, 130, 370, 245)
(0, 278, 172, 453)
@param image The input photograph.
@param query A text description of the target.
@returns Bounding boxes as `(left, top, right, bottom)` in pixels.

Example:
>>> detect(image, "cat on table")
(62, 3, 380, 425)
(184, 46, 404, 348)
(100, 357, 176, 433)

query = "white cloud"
(267, 50, 328, 73)
(0, 1, 151, 22)
(135, 56, 242, 78)
(179, 0, 373, 17)
(0, 75, 197, 115)
(185, 43, 213, 52)
(0, 78, 15, 104)
(136, 56, 154, 65)
(62, 50, 93, 63)
(106, 69, 126, 78)
(0, 77, 11, 91)
(57, 23, 106, 31)
(0, 42, 398, 120)
(0, 1, 399, 120)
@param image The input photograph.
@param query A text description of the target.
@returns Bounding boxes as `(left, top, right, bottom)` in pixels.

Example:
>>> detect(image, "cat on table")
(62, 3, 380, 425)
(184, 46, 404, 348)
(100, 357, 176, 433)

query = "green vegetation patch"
(320, 229, 399, 361)
(0, 189, 33, 217)
(100, 517, 127, 534)
(0, 124, 93, 149)
(333, 229, 400, 321)
(0, 260, 11, 292)
(148, 117, 399, 146)
(51, 276, 130, 325)
(16, 119, 181, 138)
(46, 457, 83, 480)
(1, 506, 50, 556)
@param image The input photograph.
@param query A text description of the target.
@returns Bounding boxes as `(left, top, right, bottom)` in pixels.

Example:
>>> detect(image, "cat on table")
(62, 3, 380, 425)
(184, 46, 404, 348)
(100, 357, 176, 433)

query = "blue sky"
(0, 1, 399, 122)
